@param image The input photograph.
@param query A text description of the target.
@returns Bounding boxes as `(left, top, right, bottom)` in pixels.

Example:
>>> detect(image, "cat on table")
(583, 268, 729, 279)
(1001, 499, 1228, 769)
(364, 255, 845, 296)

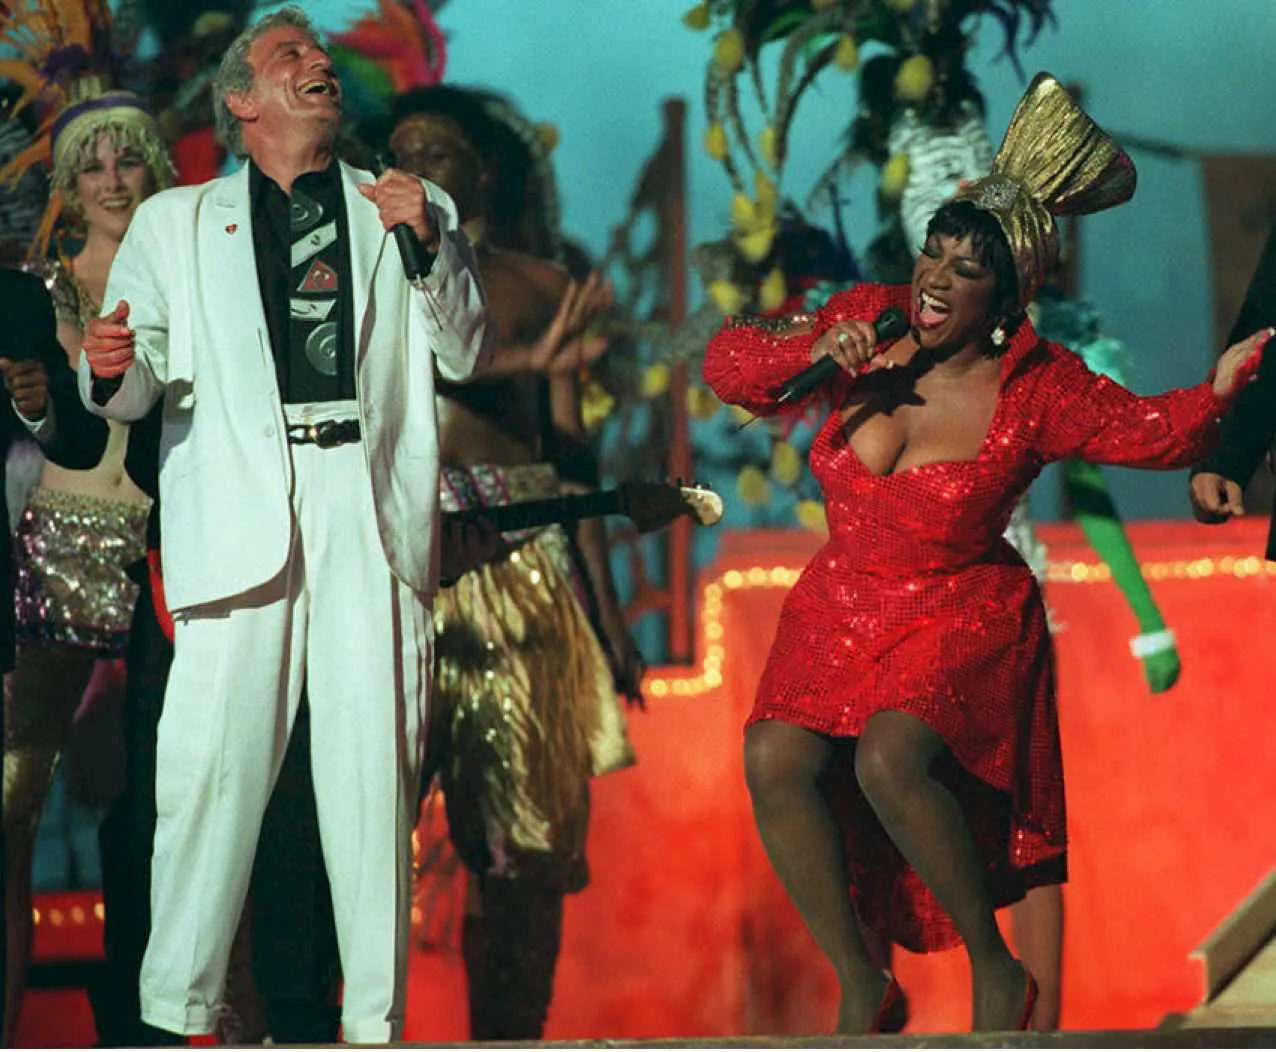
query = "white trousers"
(139, 403, 434, 1043)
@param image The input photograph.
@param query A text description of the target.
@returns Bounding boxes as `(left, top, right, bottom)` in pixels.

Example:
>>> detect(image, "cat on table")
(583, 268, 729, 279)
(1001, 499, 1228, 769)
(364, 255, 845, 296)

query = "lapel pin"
(225, 223, 238, 234)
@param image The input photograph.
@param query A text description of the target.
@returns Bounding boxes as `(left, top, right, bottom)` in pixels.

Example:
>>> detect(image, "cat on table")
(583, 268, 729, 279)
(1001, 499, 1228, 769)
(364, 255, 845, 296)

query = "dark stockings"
(855, 710, 1029, 1030)
(743, 722, 887, 1034)
(745, 714, 1030, 1034)
(462, 873, 564, 1040)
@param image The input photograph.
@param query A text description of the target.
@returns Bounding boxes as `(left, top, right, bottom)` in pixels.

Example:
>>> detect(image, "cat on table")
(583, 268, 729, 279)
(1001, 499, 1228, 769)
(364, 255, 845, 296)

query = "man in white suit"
(80, 6, 493, 1042)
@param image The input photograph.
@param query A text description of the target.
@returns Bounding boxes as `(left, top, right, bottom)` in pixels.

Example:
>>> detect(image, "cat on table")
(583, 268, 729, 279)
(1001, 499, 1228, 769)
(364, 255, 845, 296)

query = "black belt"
(285, 419, 361, 448)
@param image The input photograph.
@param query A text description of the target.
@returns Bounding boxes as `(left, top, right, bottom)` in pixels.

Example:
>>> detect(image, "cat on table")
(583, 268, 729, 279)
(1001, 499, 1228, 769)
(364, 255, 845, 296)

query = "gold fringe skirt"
(424, 463, 635, 893)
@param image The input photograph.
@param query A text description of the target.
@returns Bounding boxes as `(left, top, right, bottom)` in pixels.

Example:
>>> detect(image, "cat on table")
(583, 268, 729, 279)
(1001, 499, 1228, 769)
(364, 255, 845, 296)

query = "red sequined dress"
(703, 282, 1230, 952)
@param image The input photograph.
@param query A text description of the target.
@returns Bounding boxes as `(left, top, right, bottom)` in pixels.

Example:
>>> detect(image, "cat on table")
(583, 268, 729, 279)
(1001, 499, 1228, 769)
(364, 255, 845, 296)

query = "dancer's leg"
(855, 710, 1030, 1031)
(744, 721, 885, 1033)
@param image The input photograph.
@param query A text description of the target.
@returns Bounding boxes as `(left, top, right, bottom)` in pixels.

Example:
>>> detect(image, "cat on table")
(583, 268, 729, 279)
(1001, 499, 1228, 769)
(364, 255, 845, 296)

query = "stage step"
(1163, 866, 1276, 1029)
(1181, 935, 1276, 1029)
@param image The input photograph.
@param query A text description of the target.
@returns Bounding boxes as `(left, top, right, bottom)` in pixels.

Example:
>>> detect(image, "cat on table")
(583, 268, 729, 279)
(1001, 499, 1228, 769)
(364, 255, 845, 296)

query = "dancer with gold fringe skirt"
(376, 83, 641, 1040)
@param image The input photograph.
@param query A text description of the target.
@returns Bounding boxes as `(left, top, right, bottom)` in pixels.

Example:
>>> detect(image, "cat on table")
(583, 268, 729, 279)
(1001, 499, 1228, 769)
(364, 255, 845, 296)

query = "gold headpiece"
(0, 0, 173, 255)
(952, 72, 1136, 307)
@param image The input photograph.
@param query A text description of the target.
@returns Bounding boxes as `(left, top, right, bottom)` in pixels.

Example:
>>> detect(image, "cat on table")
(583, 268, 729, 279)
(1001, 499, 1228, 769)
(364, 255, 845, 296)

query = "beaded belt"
(285, 418, 361, 448)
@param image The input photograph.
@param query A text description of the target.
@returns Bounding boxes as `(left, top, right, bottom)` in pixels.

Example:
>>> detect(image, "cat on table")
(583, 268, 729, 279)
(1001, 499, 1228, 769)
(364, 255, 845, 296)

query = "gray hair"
(212, 6, 321, 158)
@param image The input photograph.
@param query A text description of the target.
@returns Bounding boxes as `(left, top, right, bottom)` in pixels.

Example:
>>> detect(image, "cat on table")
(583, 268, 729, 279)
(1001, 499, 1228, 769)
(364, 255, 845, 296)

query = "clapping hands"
(529, 271, 615, 374)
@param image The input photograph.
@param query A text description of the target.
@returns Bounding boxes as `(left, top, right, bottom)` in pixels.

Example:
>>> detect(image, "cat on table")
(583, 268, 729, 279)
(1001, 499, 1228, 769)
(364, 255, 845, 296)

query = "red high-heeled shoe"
(870, 974, 904, 1035)
(1018, 974, 1040, 1031)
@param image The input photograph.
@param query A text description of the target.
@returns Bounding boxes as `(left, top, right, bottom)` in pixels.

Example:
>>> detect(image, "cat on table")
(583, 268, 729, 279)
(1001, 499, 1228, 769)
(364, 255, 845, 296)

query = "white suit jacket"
(79, 160, 493, 612)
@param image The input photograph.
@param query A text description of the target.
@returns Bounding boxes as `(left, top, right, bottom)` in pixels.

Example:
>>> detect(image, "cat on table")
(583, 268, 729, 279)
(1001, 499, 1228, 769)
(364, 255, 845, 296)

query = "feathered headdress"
(0, 0, 173, 254)
(330, 0, 447, 101)
(952, 71, 1135, 307)
(686, 0, 1053, 308)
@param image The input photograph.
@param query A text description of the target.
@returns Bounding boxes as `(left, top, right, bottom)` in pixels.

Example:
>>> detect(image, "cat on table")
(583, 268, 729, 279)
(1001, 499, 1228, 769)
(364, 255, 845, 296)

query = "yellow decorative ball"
(833, 34, 859, 72)
(731, 191, 756, 229)
(641, 363, 671, 398)
(894, 54, 935, 103)
(770, 441, 802, 486)
(688, 385, 721, 421)
(737, 465, 772, 507)
(580, 380, 615, 433)
(713, 28, 746, 75)
(794, 499, 828, 533)
(758, 267, 787, 312)
(708, 279, 748, 315)
(879, 152, 911, 200)
(735, 225, 776, 264)
(730, 405, 755, 427)
(682, 2, 711, 30)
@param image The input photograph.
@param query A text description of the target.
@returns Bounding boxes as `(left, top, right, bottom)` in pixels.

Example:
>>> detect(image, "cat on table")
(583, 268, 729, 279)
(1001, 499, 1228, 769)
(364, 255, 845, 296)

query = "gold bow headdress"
(0, 0, 174, 255)
(952, 71, 1135, 308)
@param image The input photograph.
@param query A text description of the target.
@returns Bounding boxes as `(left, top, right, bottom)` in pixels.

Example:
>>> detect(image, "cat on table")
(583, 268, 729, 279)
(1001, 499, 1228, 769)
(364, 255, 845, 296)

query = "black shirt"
(249, 160, 356, 403)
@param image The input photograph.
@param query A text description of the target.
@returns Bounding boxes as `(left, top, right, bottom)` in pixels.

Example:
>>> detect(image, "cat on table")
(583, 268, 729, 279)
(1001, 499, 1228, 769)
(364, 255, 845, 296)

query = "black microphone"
(372, 153, 437, 288)
(773, 306, 909, 407)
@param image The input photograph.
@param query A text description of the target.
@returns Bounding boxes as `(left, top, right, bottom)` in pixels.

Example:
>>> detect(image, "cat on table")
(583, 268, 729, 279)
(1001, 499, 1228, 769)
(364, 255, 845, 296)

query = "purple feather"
(40, 45, 92, 87)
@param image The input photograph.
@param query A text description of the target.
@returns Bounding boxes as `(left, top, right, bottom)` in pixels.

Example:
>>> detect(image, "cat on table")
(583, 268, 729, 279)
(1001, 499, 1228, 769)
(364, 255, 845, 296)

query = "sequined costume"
(5, 259, 150, 832)
(13, 487, 149, 653)
(12, 260, 151, 656)
(426, 462, 635, 892)
(703, 282, 1228, 952)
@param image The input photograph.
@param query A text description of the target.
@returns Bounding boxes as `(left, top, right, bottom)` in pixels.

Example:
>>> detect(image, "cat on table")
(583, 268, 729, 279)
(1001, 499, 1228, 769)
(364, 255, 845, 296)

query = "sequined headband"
(51, 92, 156, 159)
(48, 87, 173, 206)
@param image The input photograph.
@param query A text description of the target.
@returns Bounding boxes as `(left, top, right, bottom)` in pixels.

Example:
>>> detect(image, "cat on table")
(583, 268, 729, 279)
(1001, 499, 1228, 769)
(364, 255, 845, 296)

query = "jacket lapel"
(208, 164, 269, 353)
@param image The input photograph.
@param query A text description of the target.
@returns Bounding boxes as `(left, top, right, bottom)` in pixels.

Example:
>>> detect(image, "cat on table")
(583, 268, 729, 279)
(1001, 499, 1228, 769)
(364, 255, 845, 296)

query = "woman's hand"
(811, 319, 885, 374)
(1213, 327, 1274, 399)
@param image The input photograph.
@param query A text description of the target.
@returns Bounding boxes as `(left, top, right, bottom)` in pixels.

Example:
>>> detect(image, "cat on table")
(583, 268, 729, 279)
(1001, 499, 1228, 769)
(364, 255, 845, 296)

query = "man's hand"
(0, 356, 49, 420)
(1189, 471, 1245, 523)
(83, 301, 135, 378)
(357, 168, 438, 250)
(438, 515, 504, 586)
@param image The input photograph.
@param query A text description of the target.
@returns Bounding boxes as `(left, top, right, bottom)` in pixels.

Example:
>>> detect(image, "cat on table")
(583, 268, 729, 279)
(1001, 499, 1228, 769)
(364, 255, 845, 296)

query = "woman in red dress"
(702, 74, 1270, 1033)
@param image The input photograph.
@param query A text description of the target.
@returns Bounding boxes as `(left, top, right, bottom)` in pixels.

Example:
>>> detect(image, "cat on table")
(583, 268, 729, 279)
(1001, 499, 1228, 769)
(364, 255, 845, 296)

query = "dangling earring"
(990, 323, 1007, 348)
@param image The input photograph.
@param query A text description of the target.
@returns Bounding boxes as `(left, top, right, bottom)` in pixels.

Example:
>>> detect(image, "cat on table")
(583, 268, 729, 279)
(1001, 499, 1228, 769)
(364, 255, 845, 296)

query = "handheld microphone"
(773, 306, 909, 407)
(371, 153, 437, 288)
